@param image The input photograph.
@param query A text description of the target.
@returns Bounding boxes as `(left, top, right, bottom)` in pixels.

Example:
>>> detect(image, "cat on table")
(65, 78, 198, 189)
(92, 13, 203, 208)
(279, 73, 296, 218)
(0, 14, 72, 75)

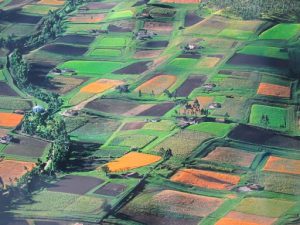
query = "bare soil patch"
(113, 61, 151, 74)
(138, 102, 175, 116)
(0, 82, 19, 97)
(40, 44, 88, 56)
(94, 183, 126, 196)
(47, 175, 104, 195)
(121, 121, 146, 131)
(175, 75, 207, 97)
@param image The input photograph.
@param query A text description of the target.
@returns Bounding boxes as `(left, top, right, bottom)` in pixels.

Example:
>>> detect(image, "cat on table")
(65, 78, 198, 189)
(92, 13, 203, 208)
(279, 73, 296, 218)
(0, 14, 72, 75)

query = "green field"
(188, 122, 235, 137)
(218, 29, 255, 40)
(58, 60, 123, 75)
(239, 45, 289, 59)
(90, 49, 122, 57)
(249, 104, 288, 129)
(106, 10, 134, 20)
(93, 37, 129, 48)
(259, 23, 300, 40)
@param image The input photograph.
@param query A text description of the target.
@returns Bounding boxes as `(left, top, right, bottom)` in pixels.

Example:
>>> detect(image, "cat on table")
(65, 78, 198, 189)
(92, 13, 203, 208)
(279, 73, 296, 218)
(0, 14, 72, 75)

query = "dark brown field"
(113, 61, 151, 74)
(175, 75, 207, 97)
(0, 82, 19, 97)
(94, 183, 127, 196)
(138, 102, 175, 116)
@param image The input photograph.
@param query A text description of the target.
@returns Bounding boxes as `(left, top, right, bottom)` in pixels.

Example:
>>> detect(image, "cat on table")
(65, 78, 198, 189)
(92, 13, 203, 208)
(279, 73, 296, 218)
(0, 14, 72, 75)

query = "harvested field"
(227, 53, 289, 69)
(108, 24, 132, 32)
(235, 197, 295, 218)
(198, 56, 221, 68)
(0, 159, 35, 185)
(5, 135, 49, 158)
(80, 79, 123, 94)
(94, 183, 126, 196)
(106, 152, 161, 172)
(80, 2, 117, 10)
(185, 12, 203, 27)
(37, 0, 64, 5)
(110, 134, 156, 149)
(46, 76, 87, 94)
(229, 124, 300, 150)
(196, 96, 214, 109)
(68, 14, 105, 23)
(188, 122, 235, 137)
(0, 128, 9, 137)
(179, 53, 201, 59)
(257, 83, 291, 98)
(113, 61, 151, 74)
(171, 169, 240, 190)
(203, 147, 256, 167)
(0, 112, 23, 128)
(0, 82, 19, 97)
(144, 41, 169, 48)
(122, 104, 154, 116)
(134, 49, 163, 59)
(161, 0, 200, 3)
(144, 21, 173, 34)
(121, 121, 146, 131)
(175, 75, 207, 97)
(154, 130, 212, 156)
(143, 120, 175, 131)
(55, 35, 95, 45)
(47, 175, 104, 195)
(137, 102, 175, 116)
(135, 75, 176, 95)
(215, 211, 277, 225)
(121, 188, 223, 225)
(0, 10, 42, 24)
(85, 98, 138, 115)
(263, 156, 300, 175)
(40, 44, 87, 56)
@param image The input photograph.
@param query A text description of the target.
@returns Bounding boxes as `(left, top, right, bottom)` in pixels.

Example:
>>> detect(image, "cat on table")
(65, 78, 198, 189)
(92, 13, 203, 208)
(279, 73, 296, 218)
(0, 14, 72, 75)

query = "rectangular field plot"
(235, 197, 295, 218)
(89, 49, 122, 57)
(188, 122, 235, 137)
(143, 120, 176, 131)
(70, 117, 121, 143)
(0, 97, 32, 111)
(58, 60, 123, 76)
(120, 188, 224, 225)
(175, 75, 207, 97)
(202, 147, 256, 167)
(171, 169, 240, 190)
(218, 29, 255, 40)
(239, 45, 289, 60)
(106, 152, 161, 172)
(94, 182, 127, 196)
(10, 190, 106, 221)
(47, 175, 104, 195)
(109, 134, 157, 149)
(215, 211, 277, 225)
(0, 81, 19, 97)
(257, 83, 291, 98)
(259, 23, 300, 40)
(258, 173, 300, 195)
(93, 36, 129, 48)
(0, 112, 23, 128)
(113, 61, 151, 75)
(154, 130, 212, 157)
(249, 104, 288, 129)
(4, 135, 50, 158)
(263, 156, 300, 175)
(0, 159, 35, 185)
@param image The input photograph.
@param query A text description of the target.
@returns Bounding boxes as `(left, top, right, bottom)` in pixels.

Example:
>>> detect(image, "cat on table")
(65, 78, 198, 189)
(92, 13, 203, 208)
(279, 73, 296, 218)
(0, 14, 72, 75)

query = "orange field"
(257, 83, 291, 98)
(171, 169, 240, 190)
(0, 113, 24, 128)
(216, 211, 277, 225)
(153, 190, 224, 217)
(0, 159, 35, 185)
(263, 156, 300, 175)
(196, 96, 214, 109)
(106, 152, 161, 172)
(80, 79, 123, 94)
(37, 0, 65, 5)
(161, 0, 200, 3)
(68, 14, 106, 23)
(135, 75, 176, 95)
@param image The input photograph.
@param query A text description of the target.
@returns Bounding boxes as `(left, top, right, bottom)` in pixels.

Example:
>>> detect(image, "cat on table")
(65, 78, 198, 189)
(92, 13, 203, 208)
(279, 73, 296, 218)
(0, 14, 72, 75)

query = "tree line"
(203, 0, 300, 22)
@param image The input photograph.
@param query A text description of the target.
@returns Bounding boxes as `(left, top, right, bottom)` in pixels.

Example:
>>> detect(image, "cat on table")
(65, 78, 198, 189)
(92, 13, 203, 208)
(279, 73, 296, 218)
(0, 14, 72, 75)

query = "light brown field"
(144, 21, 173, 34)
(134, 50, 163, 59)
(257, 83, 291, 98)
(203, 147, 256, 167)
(216, 211, 277, 225)
(171, 169, 240, 190)
(50, 76, 86, 94)
(68, 14, 106, 23)
(263, 156, 300, 175)
(0, 159, 35, 185)
(198, 57, 220, 68)
(37, 0, 64, 5)
(153, 190, 224, 217)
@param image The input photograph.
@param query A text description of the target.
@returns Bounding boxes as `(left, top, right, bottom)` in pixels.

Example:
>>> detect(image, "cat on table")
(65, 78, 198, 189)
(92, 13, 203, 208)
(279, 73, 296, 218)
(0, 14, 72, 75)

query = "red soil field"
(153, 190, 224, 217)
(0, 113, 24, 128)
(0, 159, 35, 185)
(257, 83, 291, 98)
(216, 211, 277, 225)
(263, 156, 300, 175)
(171, 169, 240, 190)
